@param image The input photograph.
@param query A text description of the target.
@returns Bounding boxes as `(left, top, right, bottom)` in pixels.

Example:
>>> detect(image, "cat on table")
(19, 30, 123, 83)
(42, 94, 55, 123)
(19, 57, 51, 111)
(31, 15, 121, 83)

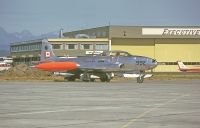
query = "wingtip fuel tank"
(34, 61, 78, 72)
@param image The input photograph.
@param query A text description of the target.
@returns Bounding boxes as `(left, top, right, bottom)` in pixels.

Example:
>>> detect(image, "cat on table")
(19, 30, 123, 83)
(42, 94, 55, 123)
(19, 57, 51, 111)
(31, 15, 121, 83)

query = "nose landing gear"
(137, 74, 144, 83)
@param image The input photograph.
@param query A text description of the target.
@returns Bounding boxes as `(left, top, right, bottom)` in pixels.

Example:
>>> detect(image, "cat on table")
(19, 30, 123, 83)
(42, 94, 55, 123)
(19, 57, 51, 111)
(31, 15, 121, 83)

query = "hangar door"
(155, 39, 200, 62)
(111, 38, 155, 58)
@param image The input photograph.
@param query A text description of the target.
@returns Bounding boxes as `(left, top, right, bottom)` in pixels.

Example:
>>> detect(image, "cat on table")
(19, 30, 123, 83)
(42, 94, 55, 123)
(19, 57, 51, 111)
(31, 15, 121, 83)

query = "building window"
(80, 44, 93, 50)
(66, 43, 78, 50)
(102, 31, 107, 37)
(68, 44, 76, 49)
(97, 31, 101, 37)
(11, 47, 14, 52)
(95, 44, 108, 50)
(52, 44, 63, 50)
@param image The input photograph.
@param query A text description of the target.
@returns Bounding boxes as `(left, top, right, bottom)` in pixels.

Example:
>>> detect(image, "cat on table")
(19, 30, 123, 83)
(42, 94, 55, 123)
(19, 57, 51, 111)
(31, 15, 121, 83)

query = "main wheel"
(90, 78, 95, 82)
(67, 76, 76, 81)
(80, 73, 90, 82)
(100, 73, 111, 82)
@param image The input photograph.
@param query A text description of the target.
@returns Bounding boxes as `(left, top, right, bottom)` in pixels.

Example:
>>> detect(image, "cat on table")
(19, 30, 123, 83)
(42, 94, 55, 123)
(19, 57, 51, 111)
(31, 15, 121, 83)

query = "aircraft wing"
(78, 62, 124, 72)
(78, 66, 113, 72)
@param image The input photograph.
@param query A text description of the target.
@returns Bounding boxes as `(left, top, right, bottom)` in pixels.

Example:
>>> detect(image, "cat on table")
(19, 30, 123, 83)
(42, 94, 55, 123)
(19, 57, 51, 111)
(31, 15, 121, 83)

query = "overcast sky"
(0, 0, 199, 35)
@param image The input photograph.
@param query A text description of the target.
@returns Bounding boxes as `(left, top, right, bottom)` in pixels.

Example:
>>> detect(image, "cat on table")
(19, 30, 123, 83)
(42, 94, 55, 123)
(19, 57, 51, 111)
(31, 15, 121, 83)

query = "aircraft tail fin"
(40, 39, 56, 62)
(177, 61, 188, 71)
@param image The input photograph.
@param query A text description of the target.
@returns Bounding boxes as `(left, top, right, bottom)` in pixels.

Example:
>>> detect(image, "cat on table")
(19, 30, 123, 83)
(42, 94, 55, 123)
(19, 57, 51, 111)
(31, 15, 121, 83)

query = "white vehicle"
(0, 57, 13, 64)
(0, 62, 11, 71)
(0, 57, 13, 71)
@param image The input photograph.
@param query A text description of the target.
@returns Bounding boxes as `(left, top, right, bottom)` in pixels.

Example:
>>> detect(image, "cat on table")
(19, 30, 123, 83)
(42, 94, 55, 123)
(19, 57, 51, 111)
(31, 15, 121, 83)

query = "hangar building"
(10, 26, 200, 72)
(63, 26, 200, 72)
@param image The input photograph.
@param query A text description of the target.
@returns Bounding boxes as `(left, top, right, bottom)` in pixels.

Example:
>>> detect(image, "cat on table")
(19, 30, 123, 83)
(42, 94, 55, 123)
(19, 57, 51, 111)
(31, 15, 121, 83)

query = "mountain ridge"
(0, 26, 59, 56)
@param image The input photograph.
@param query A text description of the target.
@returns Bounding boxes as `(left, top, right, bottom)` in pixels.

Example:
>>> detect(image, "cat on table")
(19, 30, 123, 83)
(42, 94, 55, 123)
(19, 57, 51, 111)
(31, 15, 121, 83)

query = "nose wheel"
(137, 74, 144, 83)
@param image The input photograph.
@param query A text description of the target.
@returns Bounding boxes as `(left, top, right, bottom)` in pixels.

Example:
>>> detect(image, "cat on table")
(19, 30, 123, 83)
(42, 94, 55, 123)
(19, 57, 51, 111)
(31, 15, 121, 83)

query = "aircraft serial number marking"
(136, 61, 146, 65)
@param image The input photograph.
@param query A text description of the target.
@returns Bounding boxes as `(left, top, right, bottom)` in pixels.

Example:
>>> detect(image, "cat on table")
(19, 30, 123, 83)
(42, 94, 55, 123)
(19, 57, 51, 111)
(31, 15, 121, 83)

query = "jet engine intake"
(119, 63, 124, 68)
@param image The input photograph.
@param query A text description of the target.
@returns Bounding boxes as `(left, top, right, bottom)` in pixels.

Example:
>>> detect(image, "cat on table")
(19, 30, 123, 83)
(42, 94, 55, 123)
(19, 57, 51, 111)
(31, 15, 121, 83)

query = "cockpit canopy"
(101, 50, 132, 57)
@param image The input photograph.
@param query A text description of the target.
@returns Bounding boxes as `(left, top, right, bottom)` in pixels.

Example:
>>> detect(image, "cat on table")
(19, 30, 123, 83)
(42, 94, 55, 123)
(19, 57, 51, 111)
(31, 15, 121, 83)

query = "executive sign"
(142, 28, 200, 36)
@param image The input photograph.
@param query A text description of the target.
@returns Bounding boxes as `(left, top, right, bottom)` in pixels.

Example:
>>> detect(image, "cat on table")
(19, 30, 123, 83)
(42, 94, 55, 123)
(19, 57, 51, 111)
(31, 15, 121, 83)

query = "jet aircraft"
(177, 61, 200, 73)
(33, 41, 157, 83)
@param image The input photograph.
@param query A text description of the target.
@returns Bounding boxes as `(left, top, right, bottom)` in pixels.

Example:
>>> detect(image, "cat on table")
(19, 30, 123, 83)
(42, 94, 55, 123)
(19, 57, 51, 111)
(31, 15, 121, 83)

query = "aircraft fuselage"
(51, 55, 157, 72)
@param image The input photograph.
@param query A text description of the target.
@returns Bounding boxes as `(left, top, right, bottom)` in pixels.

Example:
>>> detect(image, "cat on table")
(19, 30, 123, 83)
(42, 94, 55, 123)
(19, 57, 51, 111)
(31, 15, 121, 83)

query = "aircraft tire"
(80, 73, 90, 82)
(100, 78, 106, 82)
(100, 73, 111, 82)
(67, 76, 76, 81)
(137, 75, 144, 83)
(90, 78, 95, 82)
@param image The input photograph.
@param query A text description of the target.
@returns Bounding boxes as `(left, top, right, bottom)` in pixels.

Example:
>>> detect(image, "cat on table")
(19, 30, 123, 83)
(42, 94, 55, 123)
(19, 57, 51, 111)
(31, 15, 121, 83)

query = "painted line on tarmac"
(121, 94, 190, 128)
(4, 106, 120, 116)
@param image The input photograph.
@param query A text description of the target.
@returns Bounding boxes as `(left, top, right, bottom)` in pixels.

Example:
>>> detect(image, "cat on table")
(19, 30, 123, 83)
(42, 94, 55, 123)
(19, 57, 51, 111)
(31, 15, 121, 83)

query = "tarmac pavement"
(0, 80, 200, 128)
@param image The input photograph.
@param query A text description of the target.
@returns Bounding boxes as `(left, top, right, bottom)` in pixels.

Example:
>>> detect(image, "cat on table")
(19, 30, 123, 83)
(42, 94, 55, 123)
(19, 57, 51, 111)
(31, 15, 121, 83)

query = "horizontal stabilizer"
(177, 61, 188, 70)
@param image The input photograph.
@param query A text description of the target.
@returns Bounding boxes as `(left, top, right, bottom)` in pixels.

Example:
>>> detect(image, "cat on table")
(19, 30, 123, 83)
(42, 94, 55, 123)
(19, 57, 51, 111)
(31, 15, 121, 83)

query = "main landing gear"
(80, 72, 112, 82)
(100, 73, 111, 82)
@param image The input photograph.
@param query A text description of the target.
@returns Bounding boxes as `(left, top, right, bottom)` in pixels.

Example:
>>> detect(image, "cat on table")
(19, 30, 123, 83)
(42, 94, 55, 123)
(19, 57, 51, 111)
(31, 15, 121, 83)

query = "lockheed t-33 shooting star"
(33, 40, 157, 83)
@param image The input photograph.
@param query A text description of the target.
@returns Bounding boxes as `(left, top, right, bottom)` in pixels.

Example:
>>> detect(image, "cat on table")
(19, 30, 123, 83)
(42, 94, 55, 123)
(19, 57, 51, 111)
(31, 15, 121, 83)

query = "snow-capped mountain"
(13, 30, 34, 40)
(0, 26, 60, 56)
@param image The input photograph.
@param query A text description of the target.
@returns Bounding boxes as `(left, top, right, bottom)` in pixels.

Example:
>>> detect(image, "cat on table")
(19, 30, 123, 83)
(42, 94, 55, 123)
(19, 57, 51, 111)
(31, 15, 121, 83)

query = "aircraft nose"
(151, 59, 158, 68)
